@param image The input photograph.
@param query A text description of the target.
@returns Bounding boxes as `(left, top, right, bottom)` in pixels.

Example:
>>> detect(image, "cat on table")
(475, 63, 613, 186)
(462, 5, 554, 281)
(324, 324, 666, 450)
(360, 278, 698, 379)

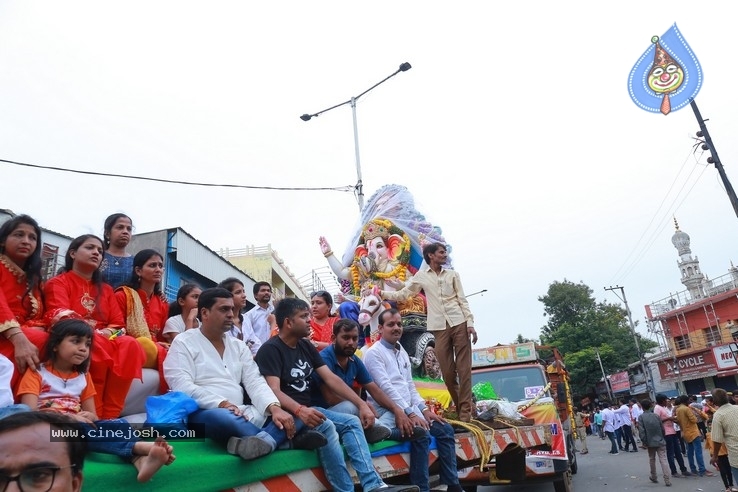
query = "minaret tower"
(671, 218, 705, 299)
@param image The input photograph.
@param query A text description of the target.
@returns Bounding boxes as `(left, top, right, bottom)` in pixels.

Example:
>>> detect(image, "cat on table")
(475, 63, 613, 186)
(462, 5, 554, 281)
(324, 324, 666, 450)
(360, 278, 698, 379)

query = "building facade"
(646, 220, 738, 394)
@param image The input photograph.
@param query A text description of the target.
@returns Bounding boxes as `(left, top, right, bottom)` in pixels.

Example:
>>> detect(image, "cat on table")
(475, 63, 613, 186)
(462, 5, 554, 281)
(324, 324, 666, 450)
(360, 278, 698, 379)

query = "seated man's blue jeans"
(313, 407, 385, 492)
(376, 408, 460, 492)
(189, 408, 297, 450)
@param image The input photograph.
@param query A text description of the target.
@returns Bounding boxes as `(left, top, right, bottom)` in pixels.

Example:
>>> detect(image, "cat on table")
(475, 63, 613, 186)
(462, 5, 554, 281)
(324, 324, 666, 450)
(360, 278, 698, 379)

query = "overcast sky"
(2, 2, 738, 349)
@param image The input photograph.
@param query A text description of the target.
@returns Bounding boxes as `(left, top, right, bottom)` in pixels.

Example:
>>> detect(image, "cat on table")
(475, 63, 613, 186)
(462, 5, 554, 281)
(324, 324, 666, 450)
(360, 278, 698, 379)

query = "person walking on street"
(574, 406, 589, 454)
(689, 395, 708, 438)
(675, 395, 714, 477)
(654, 394, 690, 478)
(709, 388, 738, 492)
(602, 403, 619, 455)
(616, 399, 638, 452)
(631, 398, 644, 443)
(638, 399, 671, 486)
(594, 408, 604, 439)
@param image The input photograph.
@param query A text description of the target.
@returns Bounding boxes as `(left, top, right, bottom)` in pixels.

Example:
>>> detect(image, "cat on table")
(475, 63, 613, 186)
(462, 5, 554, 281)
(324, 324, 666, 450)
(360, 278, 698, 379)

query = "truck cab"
(459, 343, 576, 492)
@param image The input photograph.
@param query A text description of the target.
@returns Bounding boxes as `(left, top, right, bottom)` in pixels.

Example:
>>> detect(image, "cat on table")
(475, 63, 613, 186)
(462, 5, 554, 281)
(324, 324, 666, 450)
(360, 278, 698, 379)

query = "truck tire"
(400, 331, 440, 379)
(552, 470, 573, 492)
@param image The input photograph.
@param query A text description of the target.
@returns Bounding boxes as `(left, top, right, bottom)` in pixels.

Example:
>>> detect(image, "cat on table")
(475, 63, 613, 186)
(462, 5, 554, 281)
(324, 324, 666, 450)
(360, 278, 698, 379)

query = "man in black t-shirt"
(256, 298, 417, 492)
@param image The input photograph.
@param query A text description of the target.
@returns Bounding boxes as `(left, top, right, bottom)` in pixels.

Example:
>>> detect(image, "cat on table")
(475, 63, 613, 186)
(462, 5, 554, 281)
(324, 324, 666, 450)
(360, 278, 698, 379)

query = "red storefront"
(657, 346, 738, 394)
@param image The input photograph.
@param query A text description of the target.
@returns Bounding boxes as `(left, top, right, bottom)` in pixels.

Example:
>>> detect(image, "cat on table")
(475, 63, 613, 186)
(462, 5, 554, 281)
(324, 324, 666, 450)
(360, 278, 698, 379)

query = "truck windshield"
(471, 366, 548, 402)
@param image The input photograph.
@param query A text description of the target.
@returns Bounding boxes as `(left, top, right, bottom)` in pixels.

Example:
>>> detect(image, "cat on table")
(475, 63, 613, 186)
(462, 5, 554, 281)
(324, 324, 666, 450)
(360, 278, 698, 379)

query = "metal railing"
(648, 269, 738, 316)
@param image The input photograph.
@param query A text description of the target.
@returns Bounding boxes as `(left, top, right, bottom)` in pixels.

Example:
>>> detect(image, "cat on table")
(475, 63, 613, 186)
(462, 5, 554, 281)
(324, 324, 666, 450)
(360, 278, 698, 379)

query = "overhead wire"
(609, 143, 709, 285)
(0, 157, 355, 193)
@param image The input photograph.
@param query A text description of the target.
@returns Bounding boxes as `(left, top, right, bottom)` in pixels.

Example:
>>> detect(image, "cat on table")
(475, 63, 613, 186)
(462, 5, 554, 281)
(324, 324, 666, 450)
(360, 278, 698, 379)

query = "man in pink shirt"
(655, 394, 690, 477)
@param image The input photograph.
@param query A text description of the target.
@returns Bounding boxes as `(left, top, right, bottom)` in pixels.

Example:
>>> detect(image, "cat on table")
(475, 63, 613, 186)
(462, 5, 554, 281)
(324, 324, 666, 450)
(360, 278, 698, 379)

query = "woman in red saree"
(44, 234, 145, 419)
(0, 214, 49, 388)
(309, 290, 338, 351)
(115, 249, 169, 393)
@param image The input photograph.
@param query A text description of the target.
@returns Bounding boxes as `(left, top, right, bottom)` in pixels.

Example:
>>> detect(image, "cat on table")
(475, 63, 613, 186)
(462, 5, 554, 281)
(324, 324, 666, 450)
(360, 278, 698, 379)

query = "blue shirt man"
(312, 318, 415, 444)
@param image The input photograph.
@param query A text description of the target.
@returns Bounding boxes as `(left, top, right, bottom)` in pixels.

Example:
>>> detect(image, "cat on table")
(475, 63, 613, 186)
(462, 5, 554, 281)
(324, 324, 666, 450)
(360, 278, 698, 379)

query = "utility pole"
(690, 100, 738, 219)
(605, 285, 655, 401)
(595, 348, 614, 402)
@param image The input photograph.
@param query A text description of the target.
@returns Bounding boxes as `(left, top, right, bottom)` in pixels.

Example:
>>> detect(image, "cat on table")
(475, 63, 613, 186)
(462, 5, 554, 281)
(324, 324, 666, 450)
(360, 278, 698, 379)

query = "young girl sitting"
(17, 319, 176, 483)
(161, 284, 201, 343)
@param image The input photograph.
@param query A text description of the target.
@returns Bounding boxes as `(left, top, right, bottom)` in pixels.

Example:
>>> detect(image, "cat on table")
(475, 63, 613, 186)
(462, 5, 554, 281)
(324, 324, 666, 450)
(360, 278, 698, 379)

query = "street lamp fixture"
(299, 62, 412, 210)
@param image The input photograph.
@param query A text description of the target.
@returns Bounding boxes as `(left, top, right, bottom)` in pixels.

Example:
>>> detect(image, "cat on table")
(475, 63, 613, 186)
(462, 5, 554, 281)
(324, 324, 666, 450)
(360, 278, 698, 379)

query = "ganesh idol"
(319, 184, 449, 323)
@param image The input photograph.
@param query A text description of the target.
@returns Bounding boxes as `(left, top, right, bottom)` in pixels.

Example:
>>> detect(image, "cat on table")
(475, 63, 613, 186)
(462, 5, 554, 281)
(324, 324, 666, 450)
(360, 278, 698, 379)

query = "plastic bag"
(145, 391, 199, 432)
(472, 381, 498, 400)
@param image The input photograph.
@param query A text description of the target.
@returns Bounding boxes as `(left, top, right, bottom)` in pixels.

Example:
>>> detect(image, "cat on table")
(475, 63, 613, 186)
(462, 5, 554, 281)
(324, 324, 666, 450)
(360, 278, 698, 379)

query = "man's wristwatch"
(404, 407, 414, 416)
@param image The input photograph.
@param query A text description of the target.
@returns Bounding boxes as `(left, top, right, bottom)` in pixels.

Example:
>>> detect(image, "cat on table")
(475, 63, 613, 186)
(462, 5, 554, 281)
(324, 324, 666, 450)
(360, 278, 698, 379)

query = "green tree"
(539, 280, 596, 341)
(513, 333, 536, 344)
(538, 280, 658, 396)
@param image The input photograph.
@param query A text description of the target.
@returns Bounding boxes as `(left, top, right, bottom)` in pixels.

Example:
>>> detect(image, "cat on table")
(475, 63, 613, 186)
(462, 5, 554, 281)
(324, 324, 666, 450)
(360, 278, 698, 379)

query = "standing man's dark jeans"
(606, 431, 618, 453)
(664, 433, 688, 474)
(622, 423, 637, 452)
(615, 427, 624, 450)
(676, 430, 686, 455)
(697, 421, 707, 438)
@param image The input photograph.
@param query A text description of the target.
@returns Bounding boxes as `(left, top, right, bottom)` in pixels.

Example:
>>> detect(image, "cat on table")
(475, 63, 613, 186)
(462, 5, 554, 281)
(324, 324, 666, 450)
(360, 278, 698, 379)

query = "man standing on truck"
(363, 308, 464, 492)
(376, 243, 477, 422)
(256, 297, 418, 492)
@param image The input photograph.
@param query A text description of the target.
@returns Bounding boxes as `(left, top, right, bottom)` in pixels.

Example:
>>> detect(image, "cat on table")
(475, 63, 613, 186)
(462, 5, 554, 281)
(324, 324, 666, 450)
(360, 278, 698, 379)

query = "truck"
(456, 342, 577, 492)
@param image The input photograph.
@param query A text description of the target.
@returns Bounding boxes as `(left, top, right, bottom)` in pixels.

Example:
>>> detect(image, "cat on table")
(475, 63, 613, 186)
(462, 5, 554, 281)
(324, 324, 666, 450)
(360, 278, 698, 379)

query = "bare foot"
(133, 444, 170, 483)
(154, 436, 176, 465)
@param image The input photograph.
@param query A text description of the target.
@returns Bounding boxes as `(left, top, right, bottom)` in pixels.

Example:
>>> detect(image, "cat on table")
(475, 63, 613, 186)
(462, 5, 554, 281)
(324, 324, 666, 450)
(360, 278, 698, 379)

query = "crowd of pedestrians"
(586, 390, 738, 490)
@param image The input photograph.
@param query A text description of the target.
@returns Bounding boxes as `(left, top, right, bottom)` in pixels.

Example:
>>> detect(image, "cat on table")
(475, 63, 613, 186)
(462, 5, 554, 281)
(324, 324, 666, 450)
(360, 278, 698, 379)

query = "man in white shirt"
(243, 281, 276, 344)
(615, 399, 638, 452)
(163, 287, 326, 460)
(363, 308, 462, 492)
(601, 404, 619, 454)
(630, 398, 643, 443)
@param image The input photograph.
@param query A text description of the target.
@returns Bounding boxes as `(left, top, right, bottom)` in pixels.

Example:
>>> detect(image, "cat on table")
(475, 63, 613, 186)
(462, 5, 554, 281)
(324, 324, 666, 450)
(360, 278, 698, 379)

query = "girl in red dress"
(44, 234, 145, 419)
(0, 214, 49, 387)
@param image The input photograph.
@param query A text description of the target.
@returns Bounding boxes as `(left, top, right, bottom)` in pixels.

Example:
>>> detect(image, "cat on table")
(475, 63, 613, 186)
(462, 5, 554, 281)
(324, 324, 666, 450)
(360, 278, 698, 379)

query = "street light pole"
(595, 348, 614, 402)
(300, 62, 412, 211)
(350, 97, 364, 210)
(605, 285, 655, 401)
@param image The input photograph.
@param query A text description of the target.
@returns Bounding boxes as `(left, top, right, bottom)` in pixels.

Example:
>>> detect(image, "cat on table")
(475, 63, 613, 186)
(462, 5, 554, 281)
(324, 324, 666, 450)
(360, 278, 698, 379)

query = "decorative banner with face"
(627, 23, 703, 115)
